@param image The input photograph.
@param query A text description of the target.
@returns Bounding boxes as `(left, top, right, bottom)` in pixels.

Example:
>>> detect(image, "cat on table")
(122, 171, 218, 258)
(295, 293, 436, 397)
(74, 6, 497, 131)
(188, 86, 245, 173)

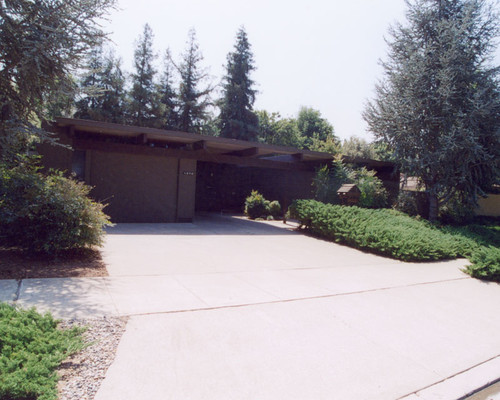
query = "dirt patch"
(0, 247, 108, 279)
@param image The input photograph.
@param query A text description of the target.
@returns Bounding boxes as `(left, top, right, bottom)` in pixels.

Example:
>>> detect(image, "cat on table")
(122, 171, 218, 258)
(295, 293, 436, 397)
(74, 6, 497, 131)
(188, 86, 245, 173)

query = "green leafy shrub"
(268, 200, 282, 219)
(0, 161, 111, 254)
(312, 161, 388, 208)
(244, 191, 282, 220)
(0, 303, 85, 400)
(354, 167, 388, 208)
(244, 190, 269, 219)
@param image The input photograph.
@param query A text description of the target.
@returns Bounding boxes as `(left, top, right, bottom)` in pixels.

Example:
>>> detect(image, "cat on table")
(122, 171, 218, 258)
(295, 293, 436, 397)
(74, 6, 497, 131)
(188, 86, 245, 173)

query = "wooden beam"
(292, 153, 304, 161)
(224, 147, 259, 157)
(67, 125, 75, 138)
(136, 133, 148, 144)
(72, 138, 308, 171)
(191, 140, 206, 151)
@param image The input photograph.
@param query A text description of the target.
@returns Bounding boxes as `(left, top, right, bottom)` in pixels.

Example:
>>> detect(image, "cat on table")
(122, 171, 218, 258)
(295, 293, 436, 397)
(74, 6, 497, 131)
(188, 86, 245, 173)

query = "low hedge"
(289, 199, 458, 261)
(289, 199, 500, 281)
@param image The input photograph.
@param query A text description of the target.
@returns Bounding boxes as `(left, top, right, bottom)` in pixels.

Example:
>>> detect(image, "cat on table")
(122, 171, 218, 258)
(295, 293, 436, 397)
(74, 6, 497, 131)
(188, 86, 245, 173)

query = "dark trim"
(72, 138, 310, 171)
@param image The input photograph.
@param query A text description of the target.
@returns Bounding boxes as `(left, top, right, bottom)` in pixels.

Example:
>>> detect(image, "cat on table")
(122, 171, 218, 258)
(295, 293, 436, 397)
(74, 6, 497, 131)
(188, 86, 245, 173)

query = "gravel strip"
(57, 316, 128, 400)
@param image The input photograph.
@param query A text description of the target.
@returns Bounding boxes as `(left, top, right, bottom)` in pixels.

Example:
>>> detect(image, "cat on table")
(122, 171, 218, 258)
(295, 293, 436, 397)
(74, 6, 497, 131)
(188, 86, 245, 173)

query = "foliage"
(244, 190, 269, 219)
(75, 45, 126, 124)
(364, 0, 500, 221)
(244, 190, 282, 219)
(256, 111, 304, 148)
(312, 159, 387, 208)
(175, 29, 213, 134)
(0, 159, 111, 254)
(127, 24, 163, 128)
(0, 303, 84, 400)
(159, 49, 179, 130)
(268, 200, 282, 219)
(341, 136, 377, 159)
(218, 27, 259, 141)
(466, 246, 500, 281)
(355, 167, 389, 208)
(394, 191, 420, 216)
(290, 199, 500, 281)
(308, 134, 341, 154)
(0, 0, 116, 163)
(296, 107, 339, 150)
(289, 199, 458, 261)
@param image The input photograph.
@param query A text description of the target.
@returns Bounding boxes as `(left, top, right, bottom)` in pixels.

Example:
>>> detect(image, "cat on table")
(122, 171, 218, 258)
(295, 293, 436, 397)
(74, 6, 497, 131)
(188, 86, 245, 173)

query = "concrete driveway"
(6, 214, 500, 399)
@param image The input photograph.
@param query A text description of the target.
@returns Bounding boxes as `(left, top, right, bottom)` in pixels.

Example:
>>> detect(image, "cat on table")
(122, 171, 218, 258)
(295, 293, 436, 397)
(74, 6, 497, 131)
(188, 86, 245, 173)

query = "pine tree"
(175, 29, 213, 134)
(0, 0, 116, 162)
(364, 0, 500, 221)
(128, 24, 162, 128)
(159, 49, 179, 130)
(75, 47, 126, 123)
(218, 27, 258, 141)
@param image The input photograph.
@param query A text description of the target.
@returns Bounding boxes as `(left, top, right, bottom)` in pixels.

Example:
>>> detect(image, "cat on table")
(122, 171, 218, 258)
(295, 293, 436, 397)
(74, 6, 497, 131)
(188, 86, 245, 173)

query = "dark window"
(72, 150, 86, 180)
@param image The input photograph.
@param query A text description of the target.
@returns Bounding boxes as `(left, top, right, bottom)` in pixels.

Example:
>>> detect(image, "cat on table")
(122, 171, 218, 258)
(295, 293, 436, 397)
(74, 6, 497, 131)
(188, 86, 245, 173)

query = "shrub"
(465, 246, 500, 281)
(312, 161, 388, 209)
(290, 199, 500, 281)
(268, 200, 282, 219)
(0, 303, 85, 400)
(244, 190, 269, 219)
(354, 167, 388, 208)
(289, 199, 458, 261)
(0, 161, 111, 254)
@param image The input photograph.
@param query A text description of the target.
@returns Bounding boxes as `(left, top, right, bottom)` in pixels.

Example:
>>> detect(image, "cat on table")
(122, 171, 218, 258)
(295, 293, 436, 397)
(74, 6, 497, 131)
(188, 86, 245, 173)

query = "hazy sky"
(104, 0, 500, 141)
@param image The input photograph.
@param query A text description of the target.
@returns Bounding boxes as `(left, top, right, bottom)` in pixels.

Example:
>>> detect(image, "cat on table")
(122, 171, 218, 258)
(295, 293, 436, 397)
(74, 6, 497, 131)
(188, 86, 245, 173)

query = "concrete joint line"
(398, 354, 500, 400)
(123, 276, 472, 318)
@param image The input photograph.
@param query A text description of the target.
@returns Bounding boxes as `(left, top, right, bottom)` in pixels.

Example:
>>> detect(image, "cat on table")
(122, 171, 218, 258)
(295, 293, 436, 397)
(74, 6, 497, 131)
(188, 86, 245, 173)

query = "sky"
(103, 0, 500, 141)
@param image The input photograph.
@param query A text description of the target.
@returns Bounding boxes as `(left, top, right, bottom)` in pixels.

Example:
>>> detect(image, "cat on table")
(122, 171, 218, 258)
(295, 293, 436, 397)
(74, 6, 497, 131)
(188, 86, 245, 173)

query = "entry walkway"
(3, 214, 500, 399)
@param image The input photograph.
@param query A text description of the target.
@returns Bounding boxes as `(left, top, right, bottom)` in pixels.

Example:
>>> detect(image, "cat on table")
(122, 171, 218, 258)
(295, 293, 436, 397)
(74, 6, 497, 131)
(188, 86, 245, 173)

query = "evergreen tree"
(0, 0, 116, 163)
(218, 27, 258, 141)
(75, 47, 126, 123)
(128, 24, 162, 128)
(159, 49, 179, 130)
(364, 0, 500, 221)
(175, 29, 213, 134)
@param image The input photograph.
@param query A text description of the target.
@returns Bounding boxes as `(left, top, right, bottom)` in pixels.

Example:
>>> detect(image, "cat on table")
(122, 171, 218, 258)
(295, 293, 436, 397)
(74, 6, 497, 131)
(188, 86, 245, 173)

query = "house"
(39, 118, 398, 223)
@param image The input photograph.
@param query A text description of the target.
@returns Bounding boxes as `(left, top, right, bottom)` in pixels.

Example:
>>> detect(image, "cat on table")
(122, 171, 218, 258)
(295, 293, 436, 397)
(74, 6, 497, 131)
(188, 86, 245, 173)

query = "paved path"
(3, 215, 500, 399)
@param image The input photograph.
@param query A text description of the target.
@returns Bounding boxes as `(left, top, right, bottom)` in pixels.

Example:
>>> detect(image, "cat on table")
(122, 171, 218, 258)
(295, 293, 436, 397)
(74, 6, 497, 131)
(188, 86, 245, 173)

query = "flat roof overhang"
(55, 118, 336, 171)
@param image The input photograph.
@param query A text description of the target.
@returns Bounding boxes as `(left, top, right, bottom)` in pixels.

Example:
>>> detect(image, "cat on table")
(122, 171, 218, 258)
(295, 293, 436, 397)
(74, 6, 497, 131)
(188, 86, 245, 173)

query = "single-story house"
(39, 118, 399, 223)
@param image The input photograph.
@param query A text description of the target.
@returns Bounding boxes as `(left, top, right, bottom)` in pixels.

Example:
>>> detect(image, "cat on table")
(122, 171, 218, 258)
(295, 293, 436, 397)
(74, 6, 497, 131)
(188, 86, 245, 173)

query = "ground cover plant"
(289, 199, 500, 281)
(0, 304, 85, 400)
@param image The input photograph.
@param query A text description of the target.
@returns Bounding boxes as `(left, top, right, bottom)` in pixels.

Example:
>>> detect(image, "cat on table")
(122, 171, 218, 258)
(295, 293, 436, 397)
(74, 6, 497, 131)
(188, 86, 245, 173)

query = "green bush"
(244, 191, 282, 220)
(0, 161, 111, 254)
(465, 246, 500, 281)
(244, 190, 269, 219)
(0, 303, 85, 400)
(268, 200, 282, 219)
(290, 199, 500, 281)
(289, 199, 460, 261)
(312, 161, 388, 209)
(355, 168, 389, 208)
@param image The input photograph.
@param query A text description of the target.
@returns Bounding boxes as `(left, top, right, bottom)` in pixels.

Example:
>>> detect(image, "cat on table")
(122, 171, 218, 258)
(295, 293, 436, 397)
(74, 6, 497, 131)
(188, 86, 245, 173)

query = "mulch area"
(0, 247, 108, 279)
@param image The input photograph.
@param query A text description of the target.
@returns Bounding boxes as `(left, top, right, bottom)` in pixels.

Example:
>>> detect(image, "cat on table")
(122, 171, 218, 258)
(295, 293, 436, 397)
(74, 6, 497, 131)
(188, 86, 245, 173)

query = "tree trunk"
(428, 192, 439, 222)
